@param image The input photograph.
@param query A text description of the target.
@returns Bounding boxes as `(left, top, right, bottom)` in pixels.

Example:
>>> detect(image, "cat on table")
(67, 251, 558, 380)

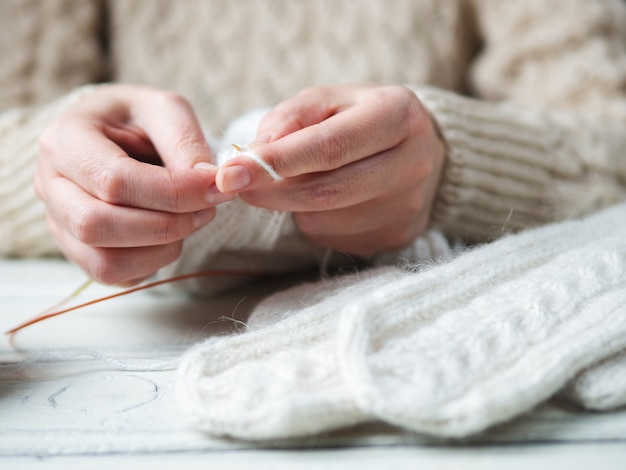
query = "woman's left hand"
(216, 84, 446, 257)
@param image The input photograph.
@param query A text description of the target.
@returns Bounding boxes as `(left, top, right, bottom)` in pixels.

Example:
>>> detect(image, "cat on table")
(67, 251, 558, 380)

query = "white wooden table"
(1, 259, 625, 469)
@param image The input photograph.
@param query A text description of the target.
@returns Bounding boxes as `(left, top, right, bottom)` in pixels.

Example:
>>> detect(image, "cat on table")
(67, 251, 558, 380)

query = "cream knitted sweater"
(1, 0, 626, 259)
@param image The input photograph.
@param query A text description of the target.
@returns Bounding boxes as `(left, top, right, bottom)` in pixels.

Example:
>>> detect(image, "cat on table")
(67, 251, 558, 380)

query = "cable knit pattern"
(471, 0, 626, 115)
(108, 0, 474, 135)
(176, 202, 626, 440)
(1, 0, 626, 442)
(1, 0, 626, 256)
(0, 0, 103, 109)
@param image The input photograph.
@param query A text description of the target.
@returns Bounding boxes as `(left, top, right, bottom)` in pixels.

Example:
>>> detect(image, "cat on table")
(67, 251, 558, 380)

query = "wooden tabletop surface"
(1, 259, 625, 469)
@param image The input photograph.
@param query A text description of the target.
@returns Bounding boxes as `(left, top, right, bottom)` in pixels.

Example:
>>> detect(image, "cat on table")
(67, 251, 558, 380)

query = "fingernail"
(193, 208, 216, 230)
(219, 165, 251, 192)
(206, 184, 236, 205)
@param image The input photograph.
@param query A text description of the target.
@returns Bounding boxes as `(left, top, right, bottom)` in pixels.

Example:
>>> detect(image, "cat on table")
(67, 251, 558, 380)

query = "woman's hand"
(34, 84, 233, 286)
(216, 85, 445, 257)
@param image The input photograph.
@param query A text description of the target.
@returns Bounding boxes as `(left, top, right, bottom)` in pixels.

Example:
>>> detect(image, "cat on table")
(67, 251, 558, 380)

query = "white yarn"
(176, 202, 626, 440)
(338, 234, 626, 436)
(215, 108, 283, 181)
(219, 144, 283, 182)
(176, 268, 404, 438)
(161, 109, 453, 295)
(158, 110, 297, 294)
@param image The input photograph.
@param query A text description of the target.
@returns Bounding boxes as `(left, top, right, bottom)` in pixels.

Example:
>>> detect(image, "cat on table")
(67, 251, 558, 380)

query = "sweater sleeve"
(0, 0, 105, 257)
(0, 86, 100, 257)
(413, 0, 626, 242)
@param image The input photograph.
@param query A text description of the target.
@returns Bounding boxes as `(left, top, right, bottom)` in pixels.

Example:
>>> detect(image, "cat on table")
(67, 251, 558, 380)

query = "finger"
(217, 86, 415, 193)
(102, 121, 161, 165)
(46, 212, 184, 286)
(131, 90, 216, 171)
(297, 216, 428, 259)
(43, 175, 216, 248)
(40, 120, 222, 213)
(298, 230, 402, 258)
(69, 238, 181, 286)
(87, 243, 183, 287)
(239, 144, 427, 212)
(254, 86, 350, 142)
(293, 193, 425, 240)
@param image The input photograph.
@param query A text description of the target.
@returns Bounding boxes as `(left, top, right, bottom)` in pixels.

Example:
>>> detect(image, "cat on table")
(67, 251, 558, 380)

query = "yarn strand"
(5, 269, 268, 339)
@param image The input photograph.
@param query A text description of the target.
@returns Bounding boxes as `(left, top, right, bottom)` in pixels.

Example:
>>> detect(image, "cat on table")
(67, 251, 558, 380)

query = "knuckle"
(400, 90, 429, 132)
(153, 214, 184, 244)
(164, 173, 187, 213)
(38, 116, 69, 158)
(174, 131, 206, 156)
(91, 163, 127, 205)
(295, 179, 342, 211)
(37, 125, 57, 157)
(91, 254, 152, 286)
(164, 241, 184, 264)
(69, 205, 105, 245)
(155, 90, 191, 110)
(295, 85, 328, 101)
(32, 171, 44, 199)
(86, 242, 182, 286)
(85, 250, 122, 285)
(378, 85, 415, 107)
(416, 150, 436, 180)
(390, 84, 417, 102)
(154, 219, 173, 245)
(374, 85, 425, 136)
(307, 125, 350, 171)
(161, 240, 183, 266)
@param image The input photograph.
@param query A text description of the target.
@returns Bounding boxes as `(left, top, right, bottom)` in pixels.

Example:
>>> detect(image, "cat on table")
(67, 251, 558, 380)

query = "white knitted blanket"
(162, 108, 626, 440)
(175, 201, 626, 440)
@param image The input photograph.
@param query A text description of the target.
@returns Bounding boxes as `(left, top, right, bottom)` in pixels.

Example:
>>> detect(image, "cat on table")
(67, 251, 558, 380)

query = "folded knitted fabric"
(176, 202, 626, 440)
(564, 349, 626, 411)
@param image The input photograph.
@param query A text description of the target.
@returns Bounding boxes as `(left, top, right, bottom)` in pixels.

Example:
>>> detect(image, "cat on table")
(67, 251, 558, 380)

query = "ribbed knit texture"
(176, 202, 626, 440)
(2, 0, 626, 255)
(414, 86, 626, 241)
(1, 0, 626, 442)
(0, 86, 98, 257)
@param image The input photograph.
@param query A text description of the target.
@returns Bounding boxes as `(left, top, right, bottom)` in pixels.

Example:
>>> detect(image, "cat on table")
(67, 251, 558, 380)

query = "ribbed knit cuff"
(176, 202, 626, 440)
(410, 85, 625, 242)
(0, 84, 99, 257)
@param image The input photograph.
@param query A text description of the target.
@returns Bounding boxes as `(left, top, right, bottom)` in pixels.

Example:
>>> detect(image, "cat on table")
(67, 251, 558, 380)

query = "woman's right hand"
(34, 84, 233, 286)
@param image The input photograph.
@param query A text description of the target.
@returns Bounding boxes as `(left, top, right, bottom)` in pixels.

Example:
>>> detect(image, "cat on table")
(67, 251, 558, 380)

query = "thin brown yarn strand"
(5, 269, 269, 340)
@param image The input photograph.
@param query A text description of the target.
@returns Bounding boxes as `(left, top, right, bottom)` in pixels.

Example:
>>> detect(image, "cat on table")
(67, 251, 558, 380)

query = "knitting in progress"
(175, 201, 626, 440)
(1, 0, 626, 452)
